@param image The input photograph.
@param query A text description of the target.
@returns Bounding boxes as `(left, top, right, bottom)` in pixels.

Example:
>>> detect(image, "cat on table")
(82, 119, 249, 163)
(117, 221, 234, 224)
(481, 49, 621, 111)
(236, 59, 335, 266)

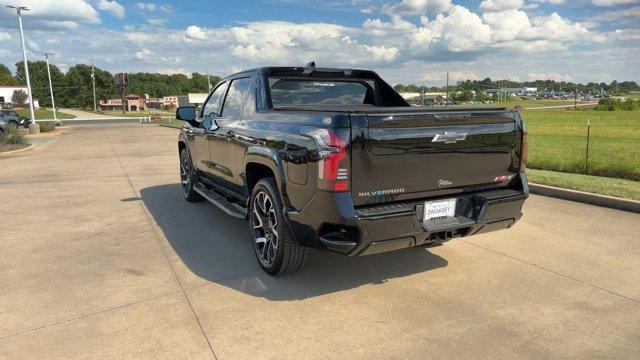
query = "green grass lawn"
(15, 108, 75, 120)
(158, 119, 184, 129)
(523, 109, 640, 181)
(527, 169, 640, 201)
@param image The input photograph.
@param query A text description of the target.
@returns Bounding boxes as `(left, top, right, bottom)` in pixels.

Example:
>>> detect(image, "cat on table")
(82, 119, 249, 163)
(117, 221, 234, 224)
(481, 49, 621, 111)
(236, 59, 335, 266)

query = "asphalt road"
(1, 124, 639, 359)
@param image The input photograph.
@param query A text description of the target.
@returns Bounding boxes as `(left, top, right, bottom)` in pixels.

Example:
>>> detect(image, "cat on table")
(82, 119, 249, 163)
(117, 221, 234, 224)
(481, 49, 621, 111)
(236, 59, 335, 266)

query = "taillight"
(300, 126, 350, 192)
(519, 121, 528, 172)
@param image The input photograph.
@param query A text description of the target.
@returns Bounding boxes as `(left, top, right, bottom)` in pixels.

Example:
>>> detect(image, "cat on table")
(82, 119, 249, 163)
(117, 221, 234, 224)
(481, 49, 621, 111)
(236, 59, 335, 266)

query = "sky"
(0, 0, 638, 85)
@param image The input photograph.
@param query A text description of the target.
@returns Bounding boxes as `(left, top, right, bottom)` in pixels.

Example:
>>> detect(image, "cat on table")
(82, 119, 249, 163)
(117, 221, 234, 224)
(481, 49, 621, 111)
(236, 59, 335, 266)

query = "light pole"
(91, 60, 97, 113)
(7, 5, 38, 133)
(44, 52, 58, 124)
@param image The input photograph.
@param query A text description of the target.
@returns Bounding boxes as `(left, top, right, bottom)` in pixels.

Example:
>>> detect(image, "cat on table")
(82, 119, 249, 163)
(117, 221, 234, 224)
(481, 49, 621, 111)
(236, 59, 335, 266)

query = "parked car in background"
(176, 64, 529, 276)
(0, 110, 26, 129)
(0, 119, 7, 133)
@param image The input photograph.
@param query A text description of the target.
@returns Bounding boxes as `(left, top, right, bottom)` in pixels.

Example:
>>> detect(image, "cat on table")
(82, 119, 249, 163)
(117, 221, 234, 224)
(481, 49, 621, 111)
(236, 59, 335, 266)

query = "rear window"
(269, 79, 372, 106)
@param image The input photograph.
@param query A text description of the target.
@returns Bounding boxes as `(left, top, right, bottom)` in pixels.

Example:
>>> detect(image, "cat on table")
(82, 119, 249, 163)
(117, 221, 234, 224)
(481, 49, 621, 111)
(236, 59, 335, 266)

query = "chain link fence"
(528, 122, 640, 181)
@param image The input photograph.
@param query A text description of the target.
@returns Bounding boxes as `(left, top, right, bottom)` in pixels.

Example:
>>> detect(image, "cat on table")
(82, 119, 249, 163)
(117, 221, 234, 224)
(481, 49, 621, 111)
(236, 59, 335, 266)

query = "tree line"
(3, 61, 639, 108)
(394, 78, 640, 95)
(0, 62, 220, 108)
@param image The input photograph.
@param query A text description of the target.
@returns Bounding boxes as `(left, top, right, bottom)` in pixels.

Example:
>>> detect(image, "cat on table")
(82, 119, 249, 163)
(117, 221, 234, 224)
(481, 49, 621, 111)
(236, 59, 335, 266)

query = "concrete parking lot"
(1, 124, 639, 359)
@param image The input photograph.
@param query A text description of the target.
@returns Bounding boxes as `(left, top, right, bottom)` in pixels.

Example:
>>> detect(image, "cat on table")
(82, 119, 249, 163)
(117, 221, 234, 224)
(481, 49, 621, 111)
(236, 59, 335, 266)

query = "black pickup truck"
(176, 65, 528, 276)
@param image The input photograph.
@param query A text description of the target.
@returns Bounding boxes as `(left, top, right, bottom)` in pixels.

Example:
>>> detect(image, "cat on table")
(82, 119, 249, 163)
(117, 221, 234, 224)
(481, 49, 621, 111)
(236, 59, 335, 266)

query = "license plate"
(423, 198, 456, 221)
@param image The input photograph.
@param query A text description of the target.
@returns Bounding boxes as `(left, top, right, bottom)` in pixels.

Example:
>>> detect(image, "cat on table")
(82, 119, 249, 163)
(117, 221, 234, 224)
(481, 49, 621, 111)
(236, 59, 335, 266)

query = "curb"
(0, 143, 35, 158)
(529, 183, 640, 214)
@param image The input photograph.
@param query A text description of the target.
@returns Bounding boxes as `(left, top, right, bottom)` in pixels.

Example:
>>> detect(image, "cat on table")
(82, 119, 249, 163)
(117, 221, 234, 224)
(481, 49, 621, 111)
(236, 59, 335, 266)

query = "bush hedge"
(0, 128, 29, 145)
(594, 99, 640, 111)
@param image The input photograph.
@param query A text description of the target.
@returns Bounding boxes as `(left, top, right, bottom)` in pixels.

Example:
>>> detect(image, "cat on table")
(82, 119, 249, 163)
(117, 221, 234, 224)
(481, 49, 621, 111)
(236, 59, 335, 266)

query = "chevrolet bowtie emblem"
(431, 131, 468, 144)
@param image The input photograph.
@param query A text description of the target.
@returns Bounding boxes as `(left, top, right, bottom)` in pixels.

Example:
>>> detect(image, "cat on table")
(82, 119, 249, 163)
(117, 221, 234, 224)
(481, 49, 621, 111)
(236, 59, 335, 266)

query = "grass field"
(527, 169, 640, 201)
(15, 108, 75, 120)
(523, 109, 640, 181)
(159, 119, 184, 129)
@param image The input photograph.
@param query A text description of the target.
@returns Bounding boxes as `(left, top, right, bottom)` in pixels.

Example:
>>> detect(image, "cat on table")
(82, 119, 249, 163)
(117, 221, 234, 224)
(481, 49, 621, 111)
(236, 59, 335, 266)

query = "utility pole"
(574, 83, 577, 110)
(207, 72, 212, 92)
(44, 52, 58, 124)
(7, 5, 37, 133)
(91, 60, 97, 113)
(445, 71, 449, 107)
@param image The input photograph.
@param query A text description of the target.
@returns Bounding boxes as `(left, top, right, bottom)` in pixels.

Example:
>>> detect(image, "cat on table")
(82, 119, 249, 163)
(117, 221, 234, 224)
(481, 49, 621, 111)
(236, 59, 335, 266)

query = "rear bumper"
(286, 173, 528, 256)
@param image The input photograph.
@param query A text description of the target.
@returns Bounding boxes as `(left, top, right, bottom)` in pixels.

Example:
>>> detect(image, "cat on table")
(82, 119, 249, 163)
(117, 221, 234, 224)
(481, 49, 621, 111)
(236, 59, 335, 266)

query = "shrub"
(0, 127, 29, 145)
(594, 98, 640, 111)
(38, 121, 55, 132)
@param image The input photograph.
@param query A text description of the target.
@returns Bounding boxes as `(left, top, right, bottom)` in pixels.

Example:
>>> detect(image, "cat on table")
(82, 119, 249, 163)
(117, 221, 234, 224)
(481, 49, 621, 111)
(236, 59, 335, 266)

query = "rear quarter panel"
(238, 111, 350, 211)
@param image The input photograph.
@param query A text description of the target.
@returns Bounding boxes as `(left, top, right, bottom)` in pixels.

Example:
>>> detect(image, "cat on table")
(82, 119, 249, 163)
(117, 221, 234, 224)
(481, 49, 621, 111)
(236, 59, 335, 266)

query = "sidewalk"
(57, 108, 120, 119)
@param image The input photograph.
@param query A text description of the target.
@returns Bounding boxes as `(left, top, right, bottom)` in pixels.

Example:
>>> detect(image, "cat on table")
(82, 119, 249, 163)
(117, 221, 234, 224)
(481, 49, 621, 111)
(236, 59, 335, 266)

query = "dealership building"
(0, 85, 40, 108)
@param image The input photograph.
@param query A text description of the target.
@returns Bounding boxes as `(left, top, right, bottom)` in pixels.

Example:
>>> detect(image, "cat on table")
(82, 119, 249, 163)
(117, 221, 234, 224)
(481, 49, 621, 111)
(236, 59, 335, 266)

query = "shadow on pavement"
(140, 184, 447, 300)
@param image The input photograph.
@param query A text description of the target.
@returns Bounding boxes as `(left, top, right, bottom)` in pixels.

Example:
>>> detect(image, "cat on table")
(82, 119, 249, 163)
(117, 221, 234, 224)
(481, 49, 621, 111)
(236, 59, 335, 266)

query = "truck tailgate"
(350, 110, 520, 207)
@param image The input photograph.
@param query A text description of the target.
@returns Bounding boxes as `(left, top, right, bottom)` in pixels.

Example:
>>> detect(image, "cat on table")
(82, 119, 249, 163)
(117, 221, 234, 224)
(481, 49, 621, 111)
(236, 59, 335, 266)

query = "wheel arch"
(243, 146, 290, 208)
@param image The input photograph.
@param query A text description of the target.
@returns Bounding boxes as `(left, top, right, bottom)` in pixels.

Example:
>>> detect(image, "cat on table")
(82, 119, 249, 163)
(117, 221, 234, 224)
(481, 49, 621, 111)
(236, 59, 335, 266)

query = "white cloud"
(136, 2, 156, 11)
(529, 12, 589, 40)
(125, 32, 154, 43)
(528, 72, 573, 81)
(479, 0, 524, 12)
(362, 45, 399, 61)
(0, 32, 10, 41)
(134, 48, 154, 61)
(147, 18, 167, 26)
(0, 0, 100, 30)
(97, 0, 125, 19)
(385, 0, 453, 16)
(412, 5, 491, 52)
(423, 70, 480, 81)
(592, 4, 640, 22)
(185, 25, 206, 40)
(482, 9, 531, 41)
(592, 0, 640, 6)
(528, 0, 566, 6)
(26, 38, 39, 53)
(157, 67, 191, 77)
(0, 2, 635, 85)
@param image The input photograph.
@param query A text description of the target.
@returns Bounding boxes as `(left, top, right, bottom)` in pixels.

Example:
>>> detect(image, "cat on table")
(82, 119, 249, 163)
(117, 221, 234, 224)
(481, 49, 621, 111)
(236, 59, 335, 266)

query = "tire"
(249, 178, 309, 276)
(179, 148, 203, 202)
(7, 121, 18, 130)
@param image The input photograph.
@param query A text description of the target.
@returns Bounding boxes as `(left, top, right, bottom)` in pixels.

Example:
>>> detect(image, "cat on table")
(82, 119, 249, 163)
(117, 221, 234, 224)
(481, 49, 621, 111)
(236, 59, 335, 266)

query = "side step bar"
(193, 182, 247, 220)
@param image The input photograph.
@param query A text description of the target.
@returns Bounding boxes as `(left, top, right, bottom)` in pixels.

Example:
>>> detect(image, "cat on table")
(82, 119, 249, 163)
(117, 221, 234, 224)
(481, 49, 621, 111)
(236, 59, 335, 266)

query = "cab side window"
(221, 77, 251, 118)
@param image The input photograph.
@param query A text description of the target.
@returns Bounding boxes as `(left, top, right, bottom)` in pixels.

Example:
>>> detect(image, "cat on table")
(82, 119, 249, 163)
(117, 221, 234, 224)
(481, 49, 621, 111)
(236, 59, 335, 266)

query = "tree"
(64, 64, 116, 108)
(11, 89, 27, 107)
(15, 61, 67, 108)
(0, 63, 19, 85)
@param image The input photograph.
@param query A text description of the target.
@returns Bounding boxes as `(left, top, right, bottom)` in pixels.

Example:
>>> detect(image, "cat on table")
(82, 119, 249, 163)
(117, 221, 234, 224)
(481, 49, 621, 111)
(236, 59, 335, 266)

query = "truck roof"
(228, 66, 379, 80)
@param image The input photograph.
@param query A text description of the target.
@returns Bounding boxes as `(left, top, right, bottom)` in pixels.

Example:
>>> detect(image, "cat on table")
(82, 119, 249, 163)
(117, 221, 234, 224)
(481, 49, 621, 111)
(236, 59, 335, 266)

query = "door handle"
(227, 131, 252, 142)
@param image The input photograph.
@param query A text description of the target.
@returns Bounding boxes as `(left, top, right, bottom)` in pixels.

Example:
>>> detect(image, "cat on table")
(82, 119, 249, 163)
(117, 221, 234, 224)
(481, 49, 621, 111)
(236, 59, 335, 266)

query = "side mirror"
(176, 106, 196, 121)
